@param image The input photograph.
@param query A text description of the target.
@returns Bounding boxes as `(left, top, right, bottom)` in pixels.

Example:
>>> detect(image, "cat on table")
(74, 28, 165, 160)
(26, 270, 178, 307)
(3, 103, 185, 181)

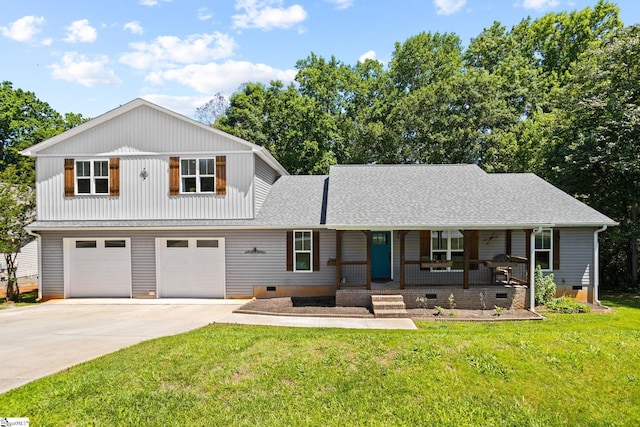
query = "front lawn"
(2, 294, 639, 426)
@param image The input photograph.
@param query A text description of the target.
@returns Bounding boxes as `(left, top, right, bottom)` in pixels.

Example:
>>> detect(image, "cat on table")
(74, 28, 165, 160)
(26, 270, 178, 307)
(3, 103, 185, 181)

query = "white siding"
(254, 156, 279, 214)
(37, 153, 255, 220)
(39, 229, 337, 298)
(36, 105, 251, 156)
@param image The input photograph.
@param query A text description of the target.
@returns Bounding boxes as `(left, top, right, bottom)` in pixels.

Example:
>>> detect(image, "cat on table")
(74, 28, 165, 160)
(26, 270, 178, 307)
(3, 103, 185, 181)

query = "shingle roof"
(325, 164, 616, 229)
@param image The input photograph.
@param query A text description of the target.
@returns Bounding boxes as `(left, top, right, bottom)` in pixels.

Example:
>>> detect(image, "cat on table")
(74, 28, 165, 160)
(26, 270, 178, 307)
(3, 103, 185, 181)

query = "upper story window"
(76, 160, 109, 195)
(181, 158, 215, 193)
(431, 230, 464, 270)
(535, 229, 553, 270)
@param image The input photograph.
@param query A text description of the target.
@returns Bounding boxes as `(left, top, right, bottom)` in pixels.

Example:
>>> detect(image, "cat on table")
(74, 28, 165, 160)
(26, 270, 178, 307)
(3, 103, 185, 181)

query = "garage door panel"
(65, 238, 132, 298)
(156, 238, 225, 298)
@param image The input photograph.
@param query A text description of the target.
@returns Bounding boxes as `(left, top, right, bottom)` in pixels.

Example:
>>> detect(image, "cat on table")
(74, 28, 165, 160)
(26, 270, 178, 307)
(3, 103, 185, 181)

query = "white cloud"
(50, 52, 121, 87)
(521, 0, 559, 10)
(358, 50, 376, 62)
(326, 0, 353, 10)
(124, 21, 144, 35)
(0, 15, 46, 43)
(433, 0, 466, 15)
(198, 7, 213, 21)
(119, 32, 236, 70)
(145, 60, 296, 94)
(41, 38, 53, 46)
(232, 0, 307, 30)
(139, 0, 172, 6)
(64, 19, 97, 43)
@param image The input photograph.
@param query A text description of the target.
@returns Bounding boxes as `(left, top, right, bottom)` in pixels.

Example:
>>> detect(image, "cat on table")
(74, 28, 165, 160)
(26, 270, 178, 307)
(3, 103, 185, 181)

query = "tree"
(546, 24, 640, 288)
(195, 92, 229, 126)
(0, 167, 35, 302)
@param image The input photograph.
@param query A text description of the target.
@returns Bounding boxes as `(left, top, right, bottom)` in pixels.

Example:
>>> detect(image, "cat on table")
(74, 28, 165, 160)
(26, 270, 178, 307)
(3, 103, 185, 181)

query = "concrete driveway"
(0, 299, 245, 394)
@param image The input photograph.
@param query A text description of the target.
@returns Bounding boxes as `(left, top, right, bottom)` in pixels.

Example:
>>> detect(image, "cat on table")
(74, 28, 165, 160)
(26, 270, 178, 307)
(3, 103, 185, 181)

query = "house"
(1, 239, 38, 280)
(21, 99, 617, 309)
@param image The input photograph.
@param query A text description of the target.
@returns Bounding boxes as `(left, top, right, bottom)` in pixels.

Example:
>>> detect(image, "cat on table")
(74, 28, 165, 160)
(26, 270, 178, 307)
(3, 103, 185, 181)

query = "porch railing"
(404, 260, 528, 287)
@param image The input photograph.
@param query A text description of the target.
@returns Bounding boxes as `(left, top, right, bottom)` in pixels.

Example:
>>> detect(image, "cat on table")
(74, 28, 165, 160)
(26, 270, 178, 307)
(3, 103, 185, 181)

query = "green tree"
(0, 167, 35, 302)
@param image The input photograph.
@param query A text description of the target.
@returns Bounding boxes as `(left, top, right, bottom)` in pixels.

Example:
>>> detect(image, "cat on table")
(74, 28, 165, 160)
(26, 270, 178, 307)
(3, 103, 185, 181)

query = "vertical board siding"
(40, 229, 337, 298)
(254, 156, 279, 214)
(37, 153, 255, 220)
(37, 106, 251, 155)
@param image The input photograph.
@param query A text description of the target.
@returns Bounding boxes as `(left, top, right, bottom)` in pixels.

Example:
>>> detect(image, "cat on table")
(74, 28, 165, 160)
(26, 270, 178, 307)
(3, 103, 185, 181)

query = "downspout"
(593, 225, 608, 305)
(529, 227, 543, 312)
(26, 229, 42, 301)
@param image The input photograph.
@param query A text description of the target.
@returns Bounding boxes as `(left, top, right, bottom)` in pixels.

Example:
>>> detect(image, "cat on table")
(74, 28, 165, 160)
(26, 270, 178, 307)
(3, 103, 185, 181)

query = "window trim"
(180, 157, 215, 194)
(293, 230, 313, 273)
(534, 228, 554, 271)
(430, 230, 464, 272)
(75, 159, 110, 195)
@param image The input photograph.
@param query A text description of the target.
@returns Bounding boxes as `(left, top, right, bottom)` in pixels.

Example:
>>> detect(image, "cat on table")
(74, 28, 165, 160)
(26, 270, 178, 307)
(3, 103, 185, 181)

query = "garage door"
(156, 238, 226, 298)
(64, 238, 132, 298)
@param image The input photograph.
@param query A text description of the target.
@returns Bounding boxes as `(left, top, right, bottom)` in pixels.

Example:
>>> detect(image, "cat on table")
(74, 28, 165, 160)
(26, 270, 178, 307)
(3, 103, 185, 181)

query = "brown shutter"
(505, 230, 512, 255)
(216, 155, 226, 195)
(524, 230, 531, 271)
(468, 230, 479, 270)
(64, 159, 75, 197)
(553, 229, 560, 270)
(169, 157, 180, 195)
(420, 230, 431, 270)
(286, 231, 294, 271)
(109, 158, 120, 196)
(313, 231, 320, 272)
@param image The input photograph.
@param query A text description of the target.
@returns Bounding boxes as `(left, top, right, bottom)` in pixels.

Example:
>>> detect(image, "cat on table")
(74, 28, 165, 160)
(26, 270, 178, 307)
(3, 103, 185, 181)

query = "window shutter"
(506, 230, 512, 255)
(286, 231, 293, 271)
(64, 158, 75, 197)
(420, 230, 431, 270)
(216, 155, 226, 195)
(468, 230, 479, 270)
(169, 157, 180, 195)
(313, 231, 320, 272)
(109, 158, 120, 196)
(553, 229, 560, 270)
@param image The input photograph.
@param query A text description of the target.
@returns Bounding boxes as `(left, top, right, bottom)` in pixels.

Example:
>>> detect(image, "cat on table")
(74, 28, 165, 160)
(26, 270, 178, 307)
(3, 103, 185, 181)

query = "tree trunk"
(632, 202, 638, 286)
(4, 253, 20, 302)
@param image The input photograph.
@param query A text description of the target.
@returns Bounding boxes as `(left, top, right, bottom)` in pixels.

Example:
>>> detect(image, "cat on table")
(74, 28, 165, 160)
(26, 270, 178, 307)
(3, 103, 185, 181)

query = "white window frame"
(75, 160, 109, 195)
(293, 230, 313, 273)
(534, 228, 553, 271)
(431, 230, 464, 272)
(180, 158, 215, 193)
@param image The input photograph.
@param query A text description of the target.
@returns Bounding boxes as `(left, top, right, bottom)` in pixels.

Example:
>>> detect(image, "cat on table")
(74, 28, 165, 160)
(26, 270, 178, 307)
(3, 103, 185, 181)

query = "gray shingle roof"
(325, 164, 616, 229)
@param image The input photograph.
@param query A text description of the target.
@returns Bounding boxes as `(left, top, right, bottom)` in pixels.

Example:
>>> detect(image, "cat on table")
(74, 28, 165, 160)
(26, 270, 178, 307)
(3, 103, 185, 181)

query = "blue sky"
(2, 0, 639, 119)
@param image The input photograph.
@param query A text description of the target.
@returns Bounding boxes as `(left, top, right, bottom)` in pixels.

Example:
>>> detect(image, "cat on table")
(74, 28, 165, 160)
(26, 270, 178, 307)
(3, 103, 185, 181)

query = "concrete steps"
(371, 295, 409, 318)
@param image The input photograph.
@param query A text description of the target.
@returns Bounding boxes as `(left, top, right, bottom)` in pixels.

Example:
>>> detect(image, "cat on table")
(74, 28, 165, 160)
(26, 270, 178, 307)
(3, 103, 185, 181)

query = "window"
(105, 240, 126, 248)
(294, 230, 312, 272)
(76, 160, 109, 194)
(181, 158, 215, 193)
(75, 240, 97, 248)
(167, 240, 189, 248)
(197, 239, 219, 248)
(431, 230, 464, 270)
(535, 229, 553, 270)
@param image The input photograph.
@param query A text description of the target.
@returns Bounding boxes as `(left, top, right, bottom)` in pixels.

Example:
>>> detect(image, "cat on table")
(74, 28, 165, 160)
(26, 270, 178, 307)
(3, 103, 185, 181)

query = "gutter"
(25, 228, 42, 301)
(529, 227, 544, 312)
(593, 225, 608, 305)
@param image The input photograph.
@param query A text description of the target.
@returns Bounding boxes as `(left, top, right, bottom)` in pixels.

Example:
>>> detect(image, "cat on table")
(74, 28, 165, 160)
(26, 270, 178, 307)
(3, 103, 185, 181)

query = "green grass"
(0, 290, 39, 308)
(2, 294, 639, 426)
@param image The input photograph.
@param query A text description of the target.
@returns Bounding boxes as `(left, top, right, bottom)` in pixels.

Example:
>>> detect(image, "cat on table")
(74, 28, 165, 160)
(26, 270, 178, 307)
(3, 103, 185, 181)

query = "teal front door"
(371, 231, 391, 279)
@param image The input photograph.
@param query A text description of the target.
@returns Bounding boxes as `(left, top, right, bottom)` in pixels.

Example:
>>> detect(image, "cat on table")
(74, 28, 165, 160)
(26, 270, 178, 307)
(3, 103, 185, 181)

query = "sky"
(2, 0, 639, 119)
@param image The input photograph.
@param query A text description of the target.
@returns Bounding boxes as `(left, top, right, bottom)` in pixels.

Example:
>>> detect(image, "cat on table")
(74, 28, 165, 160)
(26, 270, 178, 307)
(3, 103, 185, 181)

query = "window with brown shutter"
(64, 158, 75, 197)
(169, 157, 180, 195)
(216, 155, 226, 195)
(109, 158, 120, 196)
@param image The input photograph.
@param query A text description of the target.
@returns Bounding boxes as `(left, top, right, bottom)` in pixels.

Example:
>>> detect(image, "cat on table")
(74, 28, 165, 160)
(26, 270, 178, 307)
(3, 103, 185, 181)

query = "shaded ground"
(236, 297, 545, 320)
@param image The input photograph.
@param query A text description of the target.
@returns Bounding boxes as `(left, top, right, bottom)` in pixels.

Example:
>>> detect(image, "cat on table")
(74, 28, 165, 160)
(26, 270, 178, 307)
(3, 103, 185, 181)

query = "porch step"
(371, 295, 409, 318)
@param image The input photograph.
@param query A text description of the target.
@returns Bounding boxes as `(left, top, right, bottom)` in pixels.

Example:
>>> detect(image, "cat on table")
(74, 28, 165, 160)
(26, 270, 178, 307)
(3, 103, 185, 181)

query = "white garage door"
(156, 238, 226, 298)
(64, 238, 132, 298)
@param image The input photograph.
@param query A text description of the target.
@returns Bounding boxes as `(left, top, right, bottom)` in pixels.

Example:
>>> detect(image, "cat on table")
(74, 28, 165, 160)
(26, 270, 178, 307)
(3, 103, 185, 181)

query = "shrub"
(534, 265, 557, 305)
(546, 296, 591, 314)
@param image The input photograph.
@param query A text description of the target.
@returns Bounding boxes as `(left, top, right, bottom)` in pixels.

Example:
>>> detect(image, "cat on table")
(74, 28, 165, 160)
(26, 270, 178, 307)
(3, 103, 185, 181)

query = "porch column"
(364, 231, 371, 290)
(336, 230, 343, 290)
(399, 231, 408, 290)
(462, 230, 470, 289)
